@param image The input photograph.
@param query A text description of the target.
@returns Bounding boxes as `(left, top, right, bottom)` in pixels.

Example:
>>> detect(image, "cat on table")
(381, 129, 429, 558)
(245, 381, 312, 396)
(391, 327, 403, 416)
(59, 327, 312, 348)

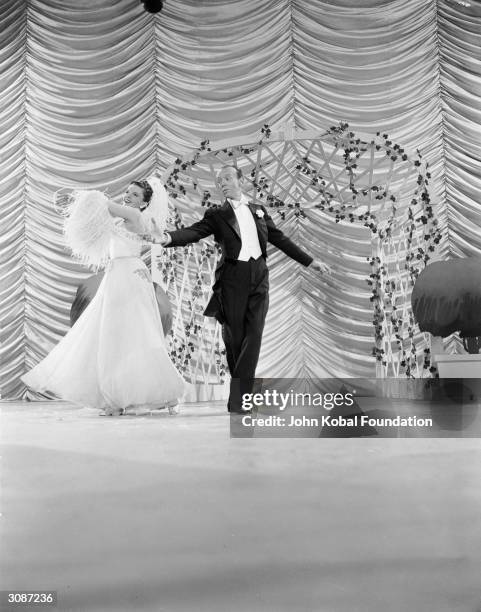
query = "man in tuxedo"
(161, 166, 330, 413)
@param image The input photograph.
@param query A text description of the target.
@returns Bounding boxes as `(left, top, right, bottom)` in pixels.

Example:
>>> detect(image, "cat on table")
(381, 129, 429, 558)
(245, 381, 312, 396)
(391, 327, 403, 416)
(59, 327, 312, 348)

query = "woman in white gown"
(22, 177, 185, 416)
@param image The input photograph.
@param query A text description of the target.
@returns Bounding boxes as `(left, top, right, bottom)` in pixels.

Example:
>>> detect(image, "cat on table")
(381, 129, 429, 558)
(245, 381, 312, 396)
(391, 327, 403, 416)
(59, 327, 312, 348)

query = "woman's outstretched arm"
(56, 192, 142, 228)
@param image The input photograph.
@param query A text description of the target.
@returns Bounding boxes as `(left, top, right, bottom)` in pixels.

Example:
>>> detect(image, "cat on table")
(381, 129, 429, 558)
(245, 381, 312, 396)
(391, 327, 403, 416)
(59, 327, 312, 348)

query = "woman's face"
(123, 183, 145, 209)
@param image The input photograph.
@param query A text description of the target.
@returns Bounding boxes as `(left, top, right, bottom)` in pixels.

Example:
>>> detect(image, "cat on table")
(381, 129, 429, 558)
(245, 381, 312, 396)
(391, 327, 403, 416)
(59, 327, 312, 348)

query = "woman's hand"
(53, 189, 74, 213)
(150, 218, 164, 240)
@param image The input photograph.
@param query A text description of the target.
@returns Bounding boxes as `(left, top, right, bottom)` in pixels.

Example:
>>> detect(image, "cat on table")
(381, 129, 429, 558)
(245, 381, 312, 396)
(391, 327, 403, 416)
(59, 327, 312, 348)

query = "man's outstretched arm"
(161, 209, 216, 247)
(264, 208, 331, 275)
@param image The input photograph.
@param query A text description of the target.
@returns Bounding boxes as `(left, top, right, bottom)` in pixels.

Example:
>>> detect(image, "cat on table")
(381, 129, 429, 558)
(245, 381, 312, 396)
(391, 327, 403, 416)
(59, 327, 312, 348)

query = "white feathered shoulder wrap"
(63, 190, 114, 268)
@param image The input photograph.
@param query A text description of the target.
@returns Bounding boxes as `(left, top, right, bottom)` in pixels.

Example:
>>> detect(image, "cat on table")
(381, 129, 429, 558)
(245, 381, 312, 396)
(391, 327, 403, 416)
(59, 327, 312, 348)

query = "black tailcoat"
(167, 201, 313, 323)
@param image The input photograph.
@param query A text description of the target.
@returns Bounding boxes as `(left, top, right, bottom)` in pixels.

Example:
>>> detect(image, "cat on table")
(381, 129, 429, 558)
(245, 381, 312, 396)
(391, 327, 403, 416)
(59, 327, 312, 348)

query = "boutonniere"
(255, 209, 265, 219)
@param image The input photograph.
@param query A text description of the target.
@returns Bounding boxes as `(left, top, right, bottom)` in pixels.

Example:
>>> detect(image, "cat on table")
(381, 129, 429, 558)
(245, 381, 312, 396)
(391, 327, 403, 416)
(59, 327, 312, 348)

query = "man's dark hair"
(220, 165, 243, 180)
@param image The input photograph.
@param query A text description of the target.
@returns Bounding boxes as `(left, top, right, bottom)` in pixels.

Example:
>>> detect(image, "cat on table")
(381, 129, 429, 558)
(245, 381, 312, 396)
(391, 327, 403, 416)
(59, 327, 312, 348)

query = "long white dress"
(22, 192, 185, 412)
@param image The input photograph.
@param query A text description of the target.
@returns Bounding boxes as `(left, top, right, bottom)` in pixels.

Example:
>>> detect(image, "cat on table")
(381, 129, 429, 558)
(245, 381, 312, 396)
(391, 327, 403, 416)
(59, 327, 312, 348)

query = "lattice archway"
(155, 126, 440, 398)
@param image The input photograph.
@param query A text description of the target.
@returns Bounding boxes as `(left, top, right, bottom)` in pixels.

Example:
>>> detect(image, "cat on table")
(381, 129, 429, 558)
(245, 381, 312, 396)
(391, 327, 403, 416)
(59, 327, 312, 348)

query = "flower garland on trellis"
(156, 202, 227, 381)
(291, 123, 442, 376)
(162, 122, 442, 378)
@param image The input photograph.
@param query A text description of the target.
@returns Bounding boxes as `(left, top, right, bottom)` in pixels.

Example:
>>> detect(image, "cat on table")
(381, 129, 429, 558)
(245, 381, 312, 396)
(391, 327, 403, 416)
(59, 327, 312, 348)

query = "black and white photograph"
(1, 0, 481, 610)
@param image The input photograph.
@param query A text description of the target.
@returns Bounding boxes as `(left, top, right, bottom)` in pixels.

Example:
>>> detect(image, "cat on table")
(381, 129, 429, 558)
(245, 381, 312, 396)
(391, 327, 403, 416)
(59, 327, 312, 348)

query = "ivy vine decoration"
(161, 132, 271, 380)
(165, 127, 274, 211)
(156, 222, 226, 380)
(163, 122, 442, 378)
(293, 124, 441, 377)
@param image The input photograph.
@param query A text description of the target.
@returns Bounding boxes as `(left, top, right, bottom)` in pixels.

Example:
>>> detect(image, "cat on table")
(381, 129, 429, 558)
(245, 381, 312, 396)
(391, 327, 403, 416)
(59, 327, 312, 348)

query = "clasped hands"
(144, 219, 171, 245)
(149, 232, 171, 246)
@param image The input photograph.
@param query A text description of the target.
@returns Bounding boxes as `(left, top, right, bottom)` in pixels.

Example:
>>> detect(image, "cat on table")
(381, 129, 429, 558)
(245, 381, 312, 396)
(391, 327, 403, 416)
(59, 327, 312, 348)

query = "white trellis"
(155, 126, 438, 397)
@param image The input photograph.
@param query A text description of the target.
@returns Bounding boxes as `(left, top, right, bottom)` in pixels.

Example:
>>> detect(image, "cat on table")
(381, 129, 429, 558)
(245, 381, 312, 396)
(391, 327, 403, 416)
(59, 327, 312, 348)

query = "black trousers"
(220, 257, 269, 411)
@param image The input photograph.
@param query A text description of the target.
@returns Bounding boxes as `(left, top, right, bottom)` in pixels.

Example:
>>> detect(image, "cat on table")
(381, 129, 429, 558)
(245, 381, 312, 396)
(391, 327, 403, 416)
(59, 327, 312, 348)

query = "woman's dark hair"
(131, 180, 153, 208)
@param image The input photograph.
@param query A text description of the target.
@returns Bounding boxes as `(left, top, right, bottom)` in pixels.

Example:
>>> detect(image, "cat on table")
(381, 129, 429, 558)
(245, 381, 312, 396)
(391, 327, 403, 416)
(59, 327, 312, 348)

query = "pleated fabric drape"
(1, 0, 480, 398)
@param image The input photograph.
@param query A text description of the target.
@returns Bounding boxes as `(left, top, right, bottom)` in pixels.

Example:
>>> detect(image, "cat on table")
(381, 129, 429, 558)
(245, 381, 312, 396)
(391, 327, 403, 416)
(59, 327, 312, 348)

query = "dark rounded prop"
(70, 273, 172, 336)
(411, 257, 481, 339)
(141, 0, 163, 13)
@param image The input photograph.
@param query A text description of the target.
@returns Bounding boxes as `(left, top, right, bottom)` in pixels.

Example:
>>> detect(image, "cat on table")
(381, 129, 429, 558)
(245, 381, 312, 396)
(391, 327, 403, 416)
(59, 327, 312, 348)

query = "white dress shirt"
(230, 194, 262, 261)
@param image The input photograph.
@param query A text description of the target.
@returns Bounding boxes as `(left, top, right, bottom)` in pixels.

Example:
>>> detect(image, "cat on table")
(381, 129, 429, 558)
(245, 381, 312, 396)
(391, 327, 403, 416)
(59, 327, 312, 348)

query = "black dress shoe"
(229, 411, 255, 438)
(228, 408, 252, 415)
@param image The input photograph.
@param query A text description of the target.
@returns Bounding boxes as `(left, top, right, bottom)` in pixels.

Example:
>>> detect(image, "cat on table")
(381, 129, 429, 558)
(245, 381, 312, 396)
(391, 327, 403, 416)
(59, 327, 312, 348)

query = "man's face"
(218, 167, 242, 200)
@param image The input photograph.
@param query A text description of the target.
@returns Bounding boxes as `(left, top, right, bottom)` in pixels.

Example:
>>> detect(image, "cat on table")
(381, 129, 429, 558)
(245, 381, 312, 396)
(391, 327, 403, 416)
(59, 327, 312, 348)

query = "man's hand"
(149, 219, 171, 245)
(310, 259, 331, 276)
(159, 231, 171, 246)
(142, 231, 171, 245)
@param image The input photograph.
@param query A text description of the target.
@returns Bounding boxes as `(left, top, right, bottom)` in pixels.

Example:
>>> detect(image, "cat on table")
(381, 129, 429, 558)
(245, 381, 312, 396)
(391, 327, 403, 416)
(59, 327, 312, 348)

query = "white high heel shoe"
(166, 400, 179, 415)
(102, 406, 125, 416)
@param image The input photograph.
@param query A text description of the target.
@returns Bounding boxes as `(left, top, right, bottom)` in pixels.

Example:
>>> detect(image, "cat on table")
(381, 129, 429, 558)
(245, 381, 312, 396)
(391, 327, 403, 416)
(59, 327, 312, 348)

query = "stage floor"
(1, 400, 481, 612)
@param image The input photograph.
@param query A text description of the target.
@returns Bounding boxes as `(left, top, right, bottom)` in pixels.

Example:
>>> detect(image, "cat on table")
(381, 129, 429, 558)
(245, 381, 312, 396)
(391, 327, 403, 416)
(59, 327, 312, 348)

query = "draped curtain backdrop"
(1, 0, 481, 398)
